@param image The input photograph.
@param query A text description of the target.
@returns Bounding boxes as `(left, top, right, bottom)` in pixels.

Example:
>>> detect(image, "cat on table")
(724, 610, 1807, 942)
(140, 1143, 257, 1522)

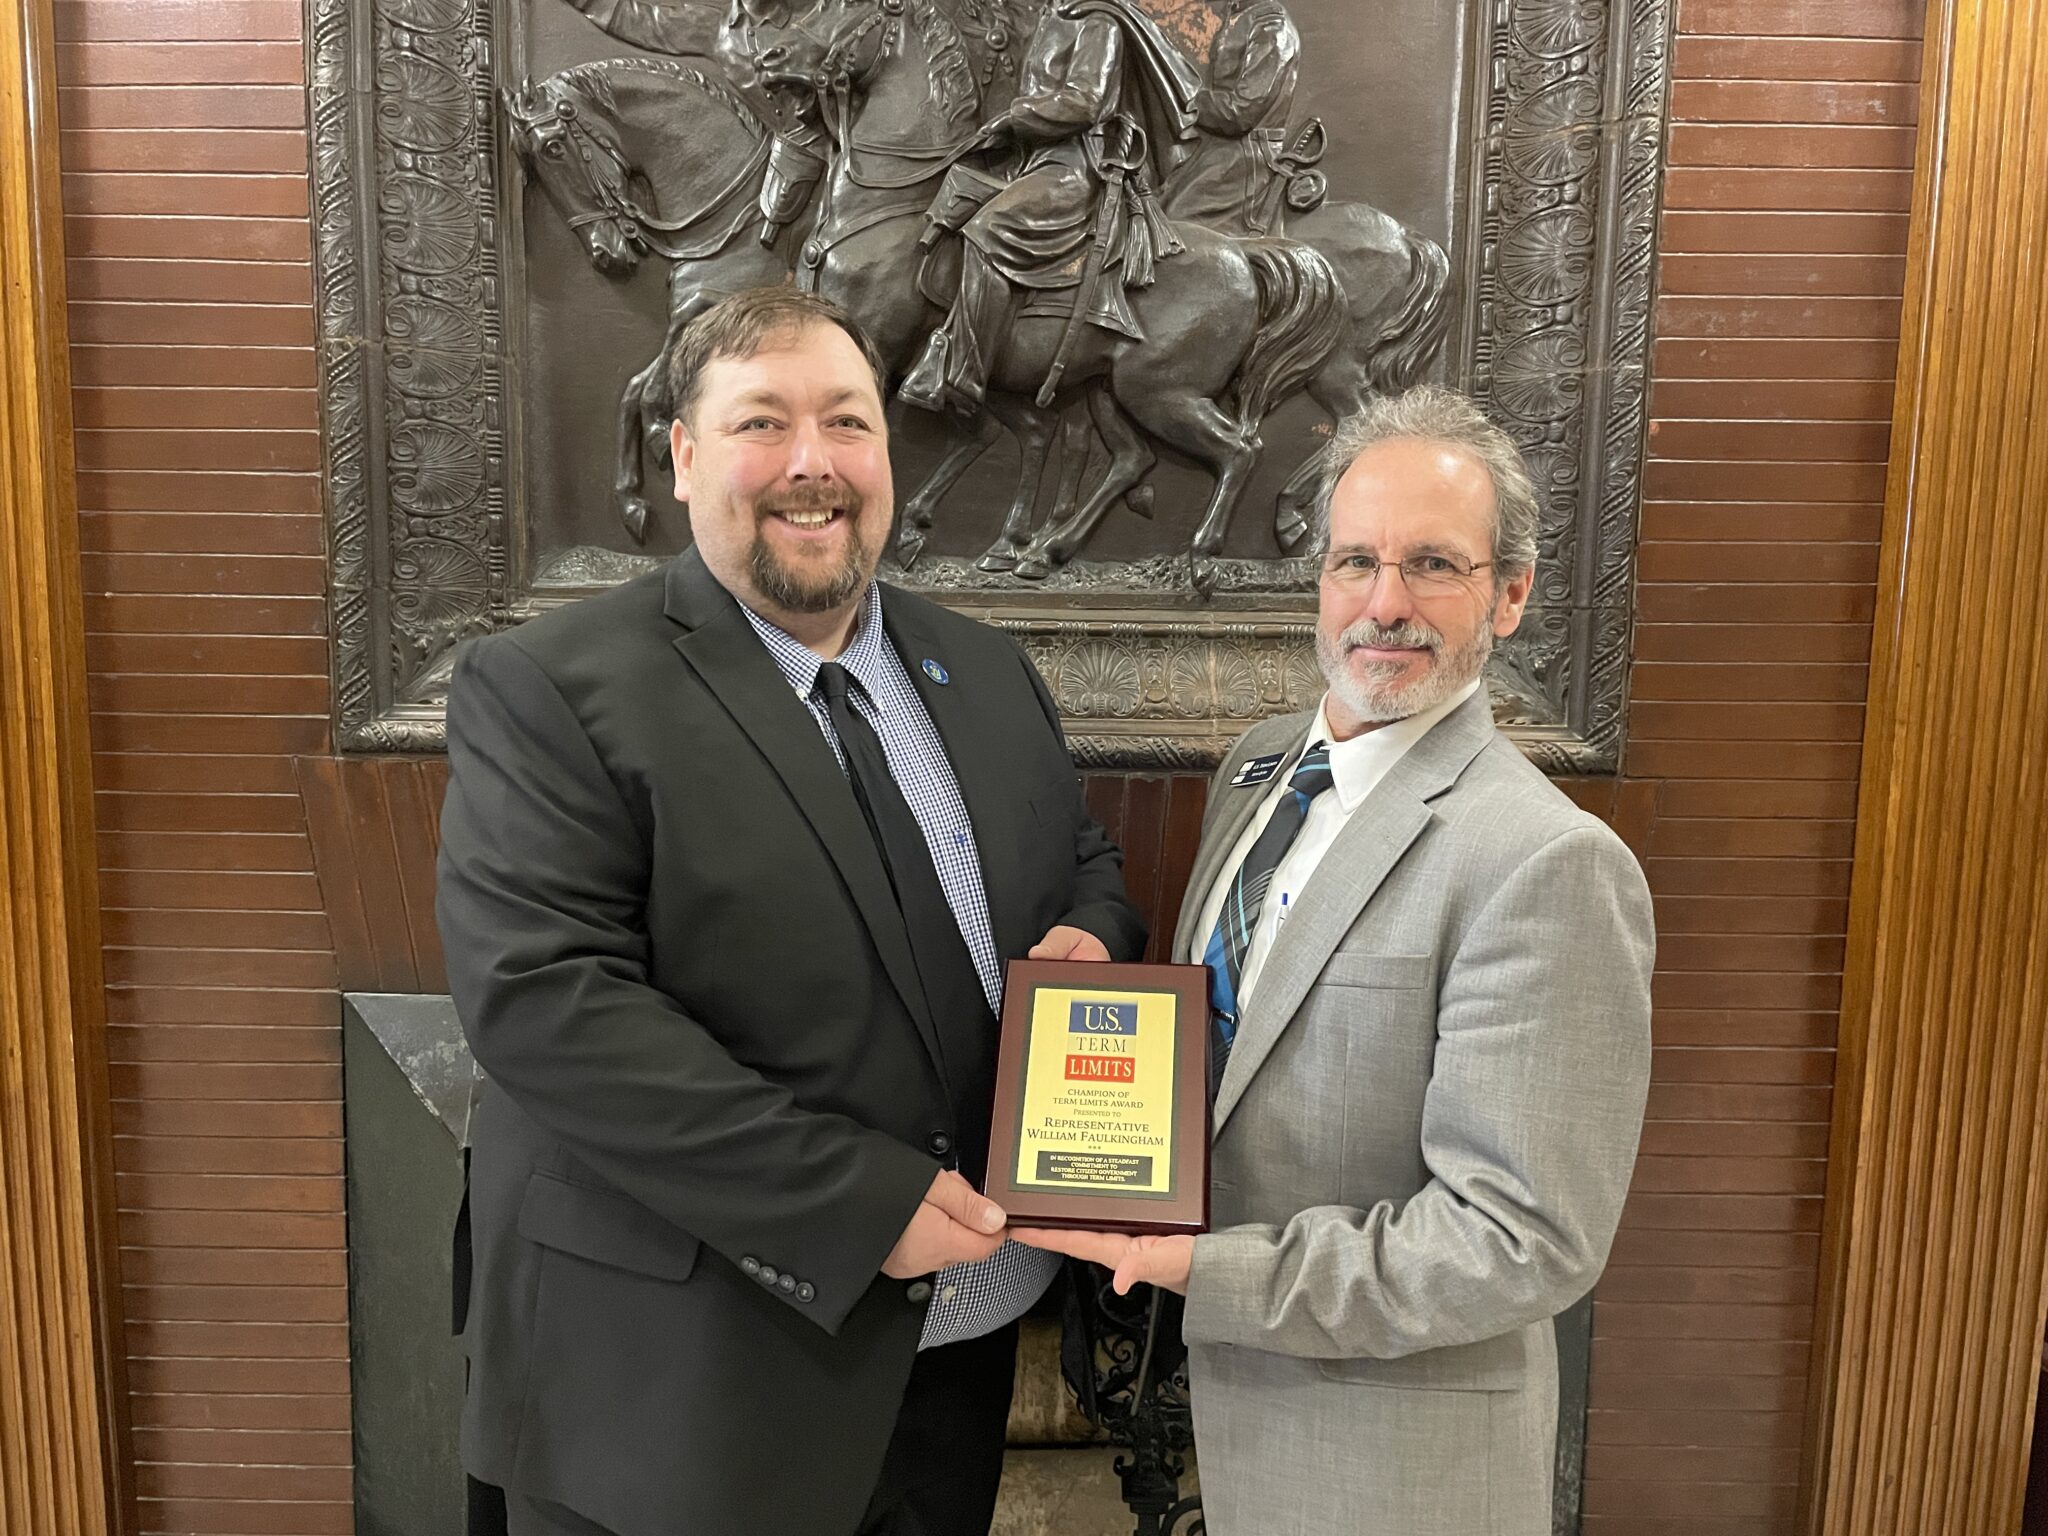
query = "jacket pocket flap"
(1315, 1331, 1524, 1392)
(1320, 951, 1434, 990)
(517, 1172, 700, 1282)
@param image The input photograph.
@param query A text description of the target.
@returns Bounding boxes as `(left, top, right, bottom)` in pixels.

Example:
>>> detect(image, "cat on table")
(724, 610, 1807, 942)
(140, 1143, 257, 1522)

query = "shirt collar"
(1311, 676, 1483, 813)
(737, 581, 889, 700)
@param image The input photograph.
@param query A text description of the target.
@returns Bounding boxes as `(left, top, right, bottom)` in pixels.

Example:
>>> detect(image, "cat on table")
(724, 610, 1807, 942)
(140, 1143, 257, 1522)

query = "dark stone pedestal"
(342, 993, 474, 1536)
(1554, 1291, 1593, 1534)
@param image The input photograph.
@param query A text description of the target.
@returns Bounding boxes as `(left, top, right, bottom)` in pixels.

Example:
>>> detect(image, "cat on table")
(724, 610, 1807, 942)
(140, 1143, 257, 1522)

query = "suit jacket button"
(779, 1274, 797, 1293)
(926, 1130, 953, 1157)
(796, 1282, 816, 1303)
(760, 1265, 779, 1286)
(906, 1280, 933, 1303)
(740, 1256, 761, 1276)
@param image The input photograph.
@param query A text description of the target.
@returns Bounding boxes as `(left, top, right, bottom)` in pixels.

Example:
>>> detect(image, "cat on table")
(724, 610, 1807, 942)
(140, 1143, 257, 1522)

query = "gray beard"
(1316, 613, 1495, 725)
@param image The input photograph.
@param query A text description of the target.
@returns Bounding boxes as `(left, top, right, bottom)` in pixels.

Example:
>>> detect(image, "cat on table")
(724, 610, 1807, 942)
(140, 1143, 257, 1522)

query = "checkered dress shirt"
(740, 584, 1059, 1348)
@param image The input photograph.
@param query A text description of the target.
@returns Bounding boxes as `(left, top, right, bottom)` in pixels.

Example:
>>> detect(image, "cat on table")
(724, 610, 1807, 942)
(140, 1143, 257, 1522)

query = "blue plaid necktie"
(1203, 744, 1335, 1094)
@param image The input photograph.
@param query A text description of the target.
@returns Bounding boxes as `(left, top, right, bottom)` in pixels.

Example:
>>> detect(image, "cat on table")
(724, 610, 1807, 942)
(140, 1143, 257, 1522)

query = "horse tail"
(1363, 229, 1453, 393)
(1235, 239, 1347, 428)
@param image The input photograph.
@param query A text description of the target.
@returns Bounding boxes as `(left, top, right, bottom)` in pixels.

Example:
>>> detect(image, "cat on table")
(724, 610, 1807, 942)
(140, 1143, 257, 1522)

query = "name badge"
(1229, 752, 1287, 788)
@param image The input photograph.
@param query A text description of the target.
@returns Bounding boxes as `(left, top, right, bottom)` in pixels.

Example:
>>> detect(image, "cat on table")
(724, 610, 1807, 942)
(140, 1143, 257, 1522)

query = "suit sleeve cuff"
(803, 1140, 939, 1336)
(1181, 1225, 1277, 1348)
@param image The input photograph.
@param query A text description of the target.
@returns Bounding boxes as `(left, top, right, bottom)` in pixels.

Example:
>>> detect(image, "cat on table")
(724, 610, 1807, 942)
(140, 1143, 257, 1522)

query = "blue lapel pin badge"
(1229, 752, 1286, 787)
(922, 658, 950, 685)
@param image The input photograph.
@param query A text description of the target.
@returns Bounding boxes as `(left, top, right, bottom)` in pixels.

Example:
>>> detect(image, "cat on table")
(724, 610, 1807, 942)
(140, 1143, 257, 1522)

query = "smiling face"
(1315, 436, 1535, 737)
(669, 319, 893, 649)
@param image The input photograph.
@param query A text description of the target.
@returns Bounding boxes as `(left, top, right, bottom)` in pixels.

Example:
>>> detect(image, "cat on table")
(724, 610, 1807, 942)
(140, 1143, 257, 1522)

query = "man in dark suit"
(436, 288, 1145, 1536)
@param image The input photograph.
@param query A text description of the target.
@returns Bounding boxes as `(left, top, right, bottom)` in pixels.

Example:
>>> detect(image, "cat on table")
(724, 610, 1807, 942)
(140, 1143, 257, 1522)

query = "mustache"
(757, 484, 861, 518)
(1338, 619, 1443, 653)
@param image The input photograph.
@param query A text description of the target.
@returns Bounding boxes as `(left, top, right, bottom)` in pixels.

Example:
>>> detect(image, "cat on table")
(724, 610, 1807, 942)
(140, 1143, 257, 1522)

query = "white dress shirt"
(1182, 679, 1482, 1006)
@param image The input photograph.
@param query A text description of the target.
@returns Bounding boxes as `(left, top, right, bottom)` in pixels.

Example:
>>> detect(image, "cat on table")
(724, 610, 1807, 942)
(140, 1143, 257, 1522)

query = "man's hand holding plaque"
(1009, 1228, 1194, 1295)
(981, 958, 1211, 1235)
(881, 1169, 1008, 1278)
(1028, 925, 1114, 963)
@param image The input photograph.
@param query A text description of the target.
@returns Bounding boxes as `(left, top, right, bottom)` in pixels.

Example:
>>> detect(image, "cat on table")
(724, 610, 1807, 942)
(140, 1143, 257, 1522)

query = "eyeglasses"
(1320, 550, 1494, 594)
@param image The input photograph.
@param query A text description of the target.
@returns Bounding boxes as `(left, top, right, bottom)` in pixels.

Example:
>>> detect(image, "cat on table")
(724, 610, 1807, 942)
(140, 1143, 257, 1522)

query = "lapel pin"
(1229, 752, 1286, 788)
(922, 658, 950, 685)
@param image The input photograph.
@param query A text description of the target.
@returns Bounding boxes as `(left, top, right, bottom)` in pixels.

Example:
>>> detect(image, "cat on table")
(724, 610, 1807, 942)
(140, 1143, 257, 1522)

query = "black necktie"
(816, 662, 997, 1176)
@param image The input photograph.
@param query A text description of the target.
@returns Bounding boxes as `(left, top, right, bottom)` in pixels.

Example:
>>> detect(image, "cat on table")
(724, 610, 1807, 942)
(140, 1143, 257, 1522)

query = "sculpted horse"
(727, 0, 1348, 590)
(504, 58, 794, 542)
(505, 44, 1109, 569)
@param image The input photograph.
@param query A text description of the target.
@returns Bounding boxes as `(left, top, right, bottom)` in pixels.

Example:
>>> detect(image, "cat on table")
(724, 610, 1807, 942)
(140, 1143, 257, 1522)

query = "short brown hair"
(664, 286, 889, 428)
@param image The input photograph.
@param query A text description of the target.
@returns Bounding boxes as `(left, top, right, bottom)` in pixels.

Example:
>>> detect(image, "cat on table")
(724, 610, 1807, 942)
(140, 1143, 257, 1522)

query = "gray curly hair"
(1312, 386, 1541, 578)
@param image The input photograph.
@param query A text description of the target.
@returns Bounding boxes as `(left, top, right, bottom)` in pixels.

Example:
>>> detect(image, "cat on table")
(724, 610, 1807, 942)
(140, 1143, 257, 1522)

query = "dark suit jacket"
(436, 549, 1145, 1536)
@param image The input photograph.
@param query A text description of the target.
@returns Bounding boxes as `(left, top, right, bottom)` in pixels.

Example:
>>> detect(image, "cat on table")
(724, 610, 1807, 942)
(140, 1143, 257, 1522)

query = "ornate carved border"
(314, 0, 509, 754)
(314, 0, 1671, 768)
(1463, 0, 1669, 774)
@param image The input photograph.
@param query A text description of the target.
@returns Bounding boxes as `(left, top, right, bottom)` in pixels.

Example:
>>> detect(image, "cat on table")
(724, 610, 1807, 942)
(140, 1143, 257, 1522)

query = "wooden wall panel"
(1804, 0, 2048, 1531)
(1584, 0, 1923, 1528)
(297, 757, 448, 996)
(50, 2, 349, 1532)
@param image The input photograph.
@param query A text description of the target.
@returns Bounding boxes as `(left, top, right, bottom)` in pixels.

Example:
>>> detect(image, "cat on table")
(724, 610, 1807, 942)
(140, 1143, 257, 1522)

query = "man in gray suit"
(1021, 386, 1653, 1534)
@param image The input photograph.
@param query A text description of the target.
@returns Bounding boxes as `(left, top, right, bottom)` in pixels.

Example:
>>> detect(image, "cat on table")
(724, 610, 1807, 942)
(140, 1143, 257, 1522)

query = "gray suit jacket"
(1177, 692, 1653, 1535)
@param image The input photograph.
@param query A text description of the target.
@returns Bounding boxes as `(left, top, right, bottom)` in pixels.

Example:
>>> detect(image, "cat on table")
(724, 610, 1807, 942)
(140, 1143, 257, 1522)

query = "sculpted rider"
(898, 0, 1200, 415)
(1160, 0, 1305, 237)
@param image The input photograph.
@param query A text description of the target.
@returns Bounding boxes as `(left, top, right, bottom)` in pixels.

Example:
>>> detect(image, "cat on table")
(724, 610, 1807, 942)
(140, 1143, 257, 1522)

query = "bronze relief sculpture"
(505, 0, 1448, 595)
(315, 0, 1671, 769)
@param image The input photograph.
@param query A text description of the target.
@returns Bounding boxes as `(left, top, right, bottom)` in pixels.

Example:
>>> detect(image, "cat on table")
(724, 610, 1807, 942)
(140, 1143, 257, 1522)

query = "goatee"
(1316, 613, 1494, 724)
(748, 487, 875, 614)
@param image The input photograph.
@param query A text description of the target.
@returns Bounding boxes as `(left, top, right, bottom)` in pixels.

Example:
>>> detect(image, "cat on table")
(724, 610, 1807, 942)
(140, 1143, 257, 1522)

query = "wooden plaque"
(983, 959, 1211, 1234)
